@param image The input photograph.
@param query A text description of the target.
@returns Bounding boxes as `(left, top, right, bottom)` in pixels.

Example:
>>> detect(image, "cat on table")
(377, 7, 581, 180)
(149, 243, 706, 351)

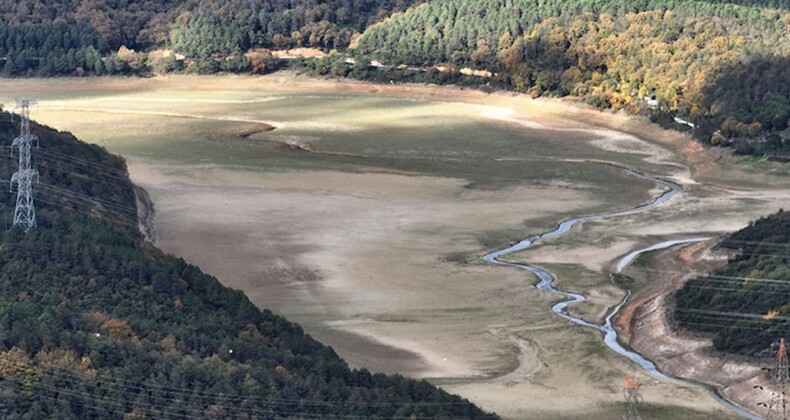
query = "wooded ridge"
(0, 114, 495, 419)
(673, 210, 790, 356)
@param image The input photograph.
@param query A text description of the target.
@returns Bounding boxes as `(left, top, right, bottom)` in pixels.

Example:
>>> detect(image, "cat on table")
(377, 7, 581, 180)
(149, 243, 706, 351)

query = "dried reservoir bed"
(2, 74, 788, 419)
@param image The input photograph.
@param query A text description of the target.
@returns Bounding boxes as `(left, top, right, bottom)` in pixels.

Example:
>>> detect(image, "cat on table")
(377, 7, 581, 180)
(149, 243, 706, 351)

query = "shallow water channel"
(483, 166, 761, 419)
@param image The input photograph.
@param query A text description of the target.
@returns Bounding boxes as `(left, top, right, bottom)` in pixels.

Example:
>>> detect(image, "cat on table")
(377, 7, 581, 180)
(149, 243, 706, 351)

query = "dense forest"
(0, 0, 422, 75)
(350, 0, 790, 154)
(673, 210, 790, 356)
(0, 113, 495, 418)
(0, 0, 787, 152)
(0, 0, 420, 51)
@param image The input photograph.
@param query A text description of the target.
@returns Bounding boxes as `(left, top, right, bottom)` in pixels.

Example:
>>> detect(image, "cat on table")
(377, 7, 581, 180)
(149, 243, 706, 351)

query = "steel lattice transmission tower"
(771, 338, 788, 420)
(757, 338, 789, 420)
(10, 99, 38, 232)
(622, 376, 642, 420)
(775, 339, 789, 386)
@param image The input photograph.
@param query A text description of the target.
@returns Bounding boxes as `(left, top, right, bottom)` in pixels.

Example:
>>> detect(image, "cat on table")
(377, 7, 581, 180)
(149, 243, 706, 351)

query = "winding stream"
(483, 167, 760, 419)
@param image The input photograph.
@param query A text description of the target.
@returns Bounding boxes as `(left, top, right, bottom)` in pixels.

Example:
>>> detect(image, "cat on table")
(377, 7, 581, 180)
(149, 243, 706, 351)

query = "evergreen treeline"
(1, 0, 422, 53)
(172, 0, 424, 55)
(0, 114, 496, 419)
(355, 0, 789, 68)
(0, 22, 141, 76)
(0, 20, 190, 77)
(673, 210, 790, 356)
(0, 0, 421, 75)
(351, 0, 790, 151)
(0, 0, 182, 51)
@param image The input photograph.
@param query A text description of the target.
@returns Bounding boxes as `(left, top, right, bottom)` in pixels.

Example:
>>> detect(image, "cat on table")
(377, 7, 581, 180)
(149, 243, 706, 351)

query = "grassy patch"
(611, 273, 635, 290)
(441, 251, 476, 265)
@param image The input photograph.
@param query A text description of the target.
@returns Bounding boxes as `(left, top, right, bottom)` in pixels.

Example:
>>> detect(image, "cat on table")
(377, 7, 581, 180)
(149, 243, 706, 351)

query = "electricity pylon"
(771, 338, 788, 420)
(622, 376, 642, 420)
(757, 338, 788, 420)
(10, 99, 38, 232)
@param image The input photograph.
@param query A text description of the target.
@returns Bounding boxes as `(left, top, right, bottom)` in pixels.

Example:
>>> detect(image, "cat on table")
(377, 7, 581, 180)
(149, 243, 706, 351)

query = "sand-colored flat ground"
(2, 73, 788, 419)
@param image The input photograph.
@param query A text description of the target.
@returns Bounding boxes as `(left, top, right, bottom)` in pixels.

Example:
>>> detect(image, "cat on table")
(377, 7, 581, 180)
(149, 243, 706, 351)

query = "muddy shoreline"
(619, 244, 775, 418)
(134, 184, 157, 243)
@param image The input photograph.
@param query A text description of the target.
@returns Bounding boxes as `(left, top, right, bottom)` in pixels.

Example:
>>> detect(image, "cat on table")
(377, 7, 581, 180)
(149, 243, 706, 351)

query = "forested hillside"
(350, 0, 790, 154)
(673, 210, 790, 356)
(0, 0, 422, 75)
(0, 113, 495, 419)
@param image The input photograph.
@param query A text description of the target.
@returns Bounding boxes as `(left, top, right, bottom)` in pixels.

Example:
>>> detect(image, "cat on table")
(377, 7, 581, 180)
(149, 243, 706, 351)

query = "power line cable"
(32, 193, 138, 227)
(35, 148, 128, 175)
(37, 183, 137, 215)
(676, 308, 790, 322)
(34, 188, 137, 220)
(0, 369, 469, 419)
(13, 361, 476, 408)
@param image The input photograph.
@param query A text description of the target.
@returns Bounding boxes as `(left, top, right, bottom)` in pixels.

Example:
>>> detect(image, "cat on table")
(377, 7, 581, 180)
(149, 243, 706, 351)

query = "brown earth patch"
(235, 122, 275, 138)
(620, 244, 774, 418)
